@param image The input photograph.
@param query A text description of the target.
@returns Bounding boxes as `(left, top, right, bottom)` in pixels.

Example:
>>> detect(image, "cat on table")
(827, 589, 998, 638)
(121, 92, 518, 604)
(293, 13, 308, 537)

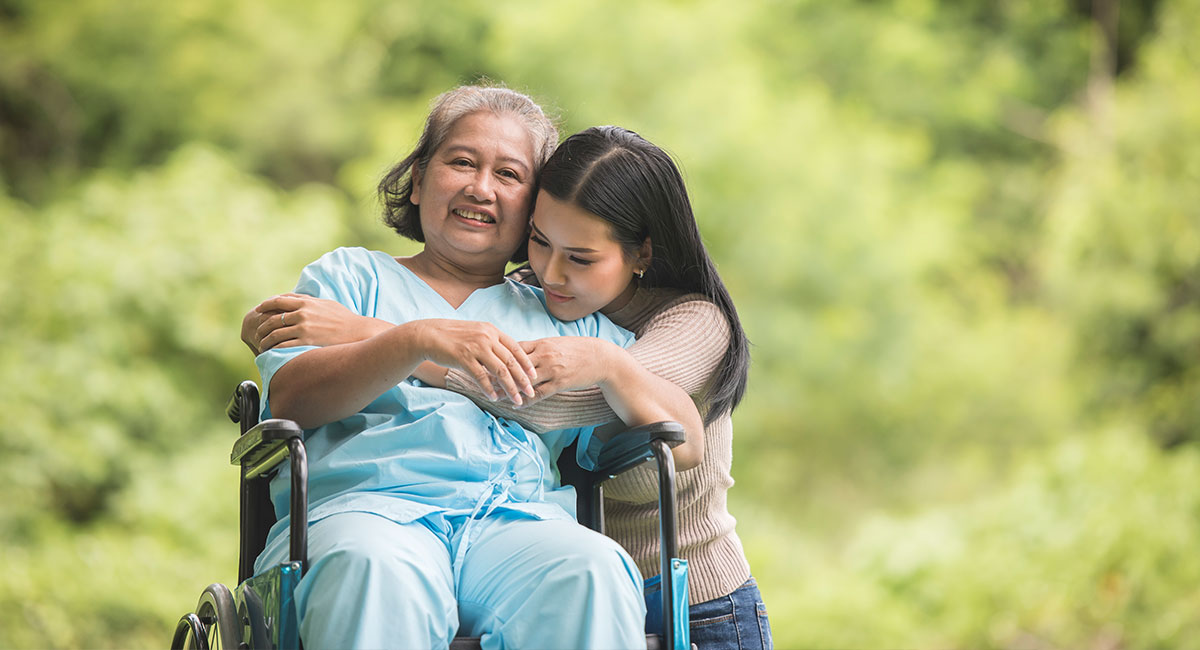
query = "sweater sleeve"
(444, 298, 731, 433)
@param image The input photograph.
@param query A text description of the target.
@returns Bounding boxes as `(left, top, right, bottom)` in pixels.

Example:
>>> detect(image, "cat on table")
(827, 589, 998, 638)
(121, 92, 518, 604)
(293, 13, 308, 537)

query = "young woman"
(251, 87, 706, 649)
(245, 126, 772, 648)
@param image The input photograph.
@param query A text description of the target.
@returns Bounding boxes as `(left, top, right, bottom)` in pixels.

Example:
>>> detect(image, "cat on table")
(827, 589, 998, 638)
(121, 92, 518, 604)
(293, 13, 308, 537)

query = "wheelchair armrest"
(231, 416, 309, 575)
(231, 418, 305, 478)
(592, 421, 686, 479)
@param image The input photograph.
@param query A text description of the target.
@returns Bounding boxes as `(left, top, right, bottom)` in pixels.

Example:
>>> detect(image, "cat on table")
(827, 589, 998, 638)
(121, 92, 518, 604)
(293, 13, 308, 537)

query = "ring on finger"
(281, 312, 287, 326)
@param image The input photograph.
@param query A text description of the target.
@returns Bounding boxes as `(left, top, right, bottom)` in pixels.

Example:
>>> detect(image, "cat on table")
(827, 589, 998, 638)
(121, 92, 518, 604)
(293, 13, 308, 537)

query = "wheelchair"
(172, 380, 693, 649)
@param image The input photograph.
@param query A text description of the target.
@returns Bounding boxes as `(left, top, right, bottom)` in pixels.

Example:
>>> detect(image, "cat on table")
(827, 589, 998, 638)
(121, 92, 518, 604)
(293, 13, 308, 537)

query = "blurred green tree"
(1044, 0, 1200, 447)
(0, 0, 1197, 647)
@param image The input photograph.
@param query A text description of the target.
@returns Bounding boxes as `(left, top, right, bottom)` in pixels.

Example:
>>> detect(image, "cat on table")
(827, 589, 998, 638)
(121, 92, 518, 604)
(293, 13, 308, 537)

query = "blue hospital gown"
(255, 246, 635, 540)
(252, 247, 646, 648)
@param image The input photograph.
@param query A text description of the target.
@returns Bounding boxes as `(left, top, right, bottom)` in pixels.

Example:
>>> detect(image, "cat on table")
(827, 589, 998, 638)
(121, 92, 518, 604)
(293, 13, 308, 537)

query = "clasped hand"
(406, 319, 539, 405)
(410, 327, 617, 408)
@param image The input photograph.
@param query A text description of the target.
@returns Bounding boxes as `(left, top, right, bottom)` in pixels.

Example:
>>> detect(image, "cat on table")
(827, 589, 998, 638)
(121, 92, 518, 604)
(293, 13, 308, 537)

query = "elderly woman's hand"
(408, 319, 539, 406)
(241, 293, 392, 355)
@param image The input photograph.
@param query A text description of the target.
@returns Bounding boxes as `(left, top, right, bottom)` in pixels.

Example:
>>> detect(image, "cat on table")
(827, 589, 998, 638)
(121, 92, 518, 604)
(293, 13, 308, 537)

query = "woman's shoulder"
(637, 287, 720, 321)
(624, 289, 730, 349)
(311, 247, 416, 275)
(306, 246, 385, 268)
(660, 289, 714, 311)
(297, 248, 418, 298)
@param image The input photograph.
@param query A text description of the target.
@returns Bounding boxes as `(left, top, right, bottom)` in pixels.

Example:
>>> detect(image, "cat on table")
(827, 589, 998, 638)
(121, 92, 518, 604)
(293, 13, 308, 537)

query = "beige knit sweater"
(445, 285, 752, 605)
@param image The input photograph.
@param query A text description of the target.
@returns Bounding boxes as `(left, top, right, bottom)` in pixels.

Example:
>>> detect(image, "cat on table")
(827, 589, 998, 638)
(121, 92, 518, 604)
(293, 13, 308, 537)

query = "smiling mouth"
(545, 289, 573, 303)
(454, 208, 495, 224)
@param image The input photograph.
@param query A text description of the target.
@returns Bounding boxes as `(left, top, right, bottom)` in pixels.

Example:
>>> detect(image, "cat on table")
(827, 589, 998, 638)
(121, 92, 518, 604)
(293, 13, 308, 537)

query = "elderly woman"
(252, 85, 704, 649)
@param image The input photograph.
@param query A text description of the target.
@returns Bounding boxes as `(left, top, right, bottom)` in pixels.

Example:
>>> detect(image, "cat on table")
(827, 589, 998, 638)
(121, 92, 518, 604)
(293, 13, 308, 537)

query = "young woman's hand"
(517, 335, 705, 468)
(241, 293, 392, 354)
(408, 319, 538, 405)
(240, 297, 530, 402)
(519, 337, 621, 399)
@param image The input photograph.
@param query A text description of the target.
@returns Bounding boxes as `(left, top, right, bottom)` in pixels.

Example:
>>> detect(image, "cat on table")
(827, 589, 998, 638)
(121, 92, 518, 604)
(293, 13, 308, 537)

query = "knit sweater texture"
(445, 284, 751, 604)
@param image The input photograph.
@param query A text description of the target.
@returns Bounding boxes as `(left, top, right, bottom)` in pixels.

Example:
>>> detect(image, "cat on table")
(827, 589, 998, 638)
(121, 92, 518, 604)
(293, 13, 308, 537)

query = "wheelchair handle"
(651, 438, 682, 650)
(229, 381, 310, 583)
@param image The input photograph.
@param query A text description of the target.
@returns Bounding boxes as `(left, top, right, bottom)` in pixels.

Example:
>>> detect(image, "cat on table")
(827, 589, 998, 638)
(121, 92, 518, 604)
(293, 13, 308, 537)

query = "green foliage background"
(2, 0, 1197, 647)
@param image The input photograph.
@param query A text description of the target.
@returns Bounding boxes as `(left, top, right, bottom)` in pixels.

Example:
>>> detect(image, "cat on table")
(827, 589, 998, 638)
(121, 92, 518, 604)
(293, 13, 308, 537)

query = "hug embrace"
(243, 84, 772, 649)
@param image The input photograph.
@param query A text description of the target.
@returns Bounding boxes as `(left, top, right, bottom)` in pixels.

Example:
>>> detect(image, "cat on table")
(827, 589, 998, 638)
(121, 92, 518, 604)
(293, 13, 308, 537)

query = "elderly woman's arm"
(244, 294, 537, 407)
(267, 318, 536, 429)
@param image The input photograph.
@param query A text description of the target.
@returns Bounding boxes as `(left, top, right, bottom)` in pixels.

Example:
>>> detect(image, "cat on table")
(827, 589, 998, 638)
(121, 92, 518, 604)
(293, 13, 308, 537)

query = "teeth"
(454, 209, 494, 223)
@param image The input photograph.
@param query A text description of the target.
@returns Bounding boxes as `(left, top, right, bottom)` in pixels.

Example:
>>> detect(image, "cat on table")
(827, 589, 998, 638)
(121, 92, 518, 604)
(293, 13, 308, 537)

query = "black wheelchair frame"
(172, 380, 691, 649)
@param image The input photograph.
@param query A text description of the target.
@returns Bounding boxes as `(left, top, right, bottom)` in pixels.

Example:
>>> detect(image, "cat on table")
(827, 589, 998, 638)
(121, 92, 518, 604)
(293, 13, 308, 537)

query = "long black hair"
(540, 126, 750, 423)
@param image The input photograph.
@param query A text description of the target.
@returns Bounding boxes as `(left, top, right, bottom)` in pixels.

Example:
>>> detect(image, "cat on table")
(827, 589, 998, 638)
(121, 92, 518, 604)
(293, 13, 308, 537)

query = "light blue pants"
(273, 510, 647, 649)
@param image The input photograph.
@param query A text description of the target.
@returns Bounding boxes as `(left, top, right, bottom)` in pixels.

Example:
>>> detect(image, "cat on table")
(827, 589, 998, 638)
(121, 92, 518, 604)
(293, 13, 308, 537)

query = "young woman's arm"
(242, 293, 392, 353)
(513, 334, 706, 469)
(446, 298, 730, 453)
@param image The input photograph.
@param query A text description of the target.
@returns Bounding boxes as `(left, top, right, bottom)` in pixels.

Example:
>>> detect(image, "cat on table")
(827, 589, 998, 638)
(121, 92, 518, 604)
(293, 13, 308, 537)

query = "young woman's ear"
(637, 237, 653, 272)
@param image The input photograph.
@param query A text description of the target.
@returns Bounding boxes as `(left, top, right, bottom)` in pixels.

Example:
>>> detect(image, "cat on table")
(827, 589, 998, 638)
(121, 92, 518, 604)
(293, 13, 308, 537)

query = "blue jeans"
(648, 576, 773, 649)
(689, 577, 773, 650)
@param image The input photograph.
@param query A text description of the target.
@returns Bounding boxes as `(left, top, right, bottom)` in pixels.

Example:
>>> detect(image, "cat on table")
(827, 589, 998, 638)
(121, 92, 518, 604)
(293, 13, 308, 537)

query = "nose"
(541, 255, 566, 287)
(465, 171, 495, 202)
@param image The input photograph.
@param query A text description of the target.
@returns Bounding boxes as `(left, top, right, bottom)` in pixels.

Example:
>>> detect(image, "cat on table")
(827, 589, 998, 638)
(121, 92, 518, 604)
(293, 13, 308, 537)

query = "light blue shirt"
(256, 247, 635, 534)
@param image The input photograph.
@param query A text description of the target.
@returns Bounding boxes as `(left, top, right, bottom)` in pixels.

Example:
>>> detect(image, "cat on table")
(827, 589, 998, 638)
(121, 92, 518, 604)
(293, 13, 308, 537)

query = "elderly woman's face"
(411, 111, 537, 271)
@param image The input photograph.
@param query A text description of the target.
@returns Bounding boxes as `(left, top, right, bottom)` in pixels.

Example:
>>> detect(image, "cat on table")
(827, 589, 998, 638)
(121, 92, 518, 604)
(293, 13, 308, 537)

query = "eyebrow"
(443, 144, 531, 174)
(530, 222, 598, 253)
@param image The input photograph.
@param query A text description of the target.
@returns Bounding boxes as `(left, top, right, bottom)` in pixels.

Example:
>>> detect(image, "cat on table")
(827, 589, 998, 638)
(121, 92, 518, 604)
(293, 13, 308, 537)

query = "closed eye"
(530, 230, 594, 265)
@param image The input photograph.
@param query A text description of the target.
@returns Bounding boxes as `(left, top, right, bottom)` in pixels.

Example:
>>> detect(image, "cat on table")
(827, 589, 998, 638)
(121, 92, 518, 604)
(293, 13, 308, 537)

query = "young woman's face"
(527, 190, 647, 321)
(411, 111, 536, 271)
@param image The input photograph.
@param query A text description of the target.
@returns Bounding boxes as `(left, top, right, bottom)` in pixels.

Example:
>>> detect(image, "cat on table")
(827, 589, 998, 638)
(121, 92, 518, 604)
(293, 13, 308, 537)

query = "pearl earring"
(635, 269, 645, 279)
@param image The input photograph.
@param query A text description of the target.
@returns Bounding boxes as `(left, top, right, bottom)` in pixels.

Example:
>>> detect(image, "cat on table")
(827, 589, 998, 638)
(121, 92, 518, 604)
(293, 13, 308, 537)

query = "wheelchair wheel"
(172, 583, 242, 649)
(238, 585, 272, 649)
